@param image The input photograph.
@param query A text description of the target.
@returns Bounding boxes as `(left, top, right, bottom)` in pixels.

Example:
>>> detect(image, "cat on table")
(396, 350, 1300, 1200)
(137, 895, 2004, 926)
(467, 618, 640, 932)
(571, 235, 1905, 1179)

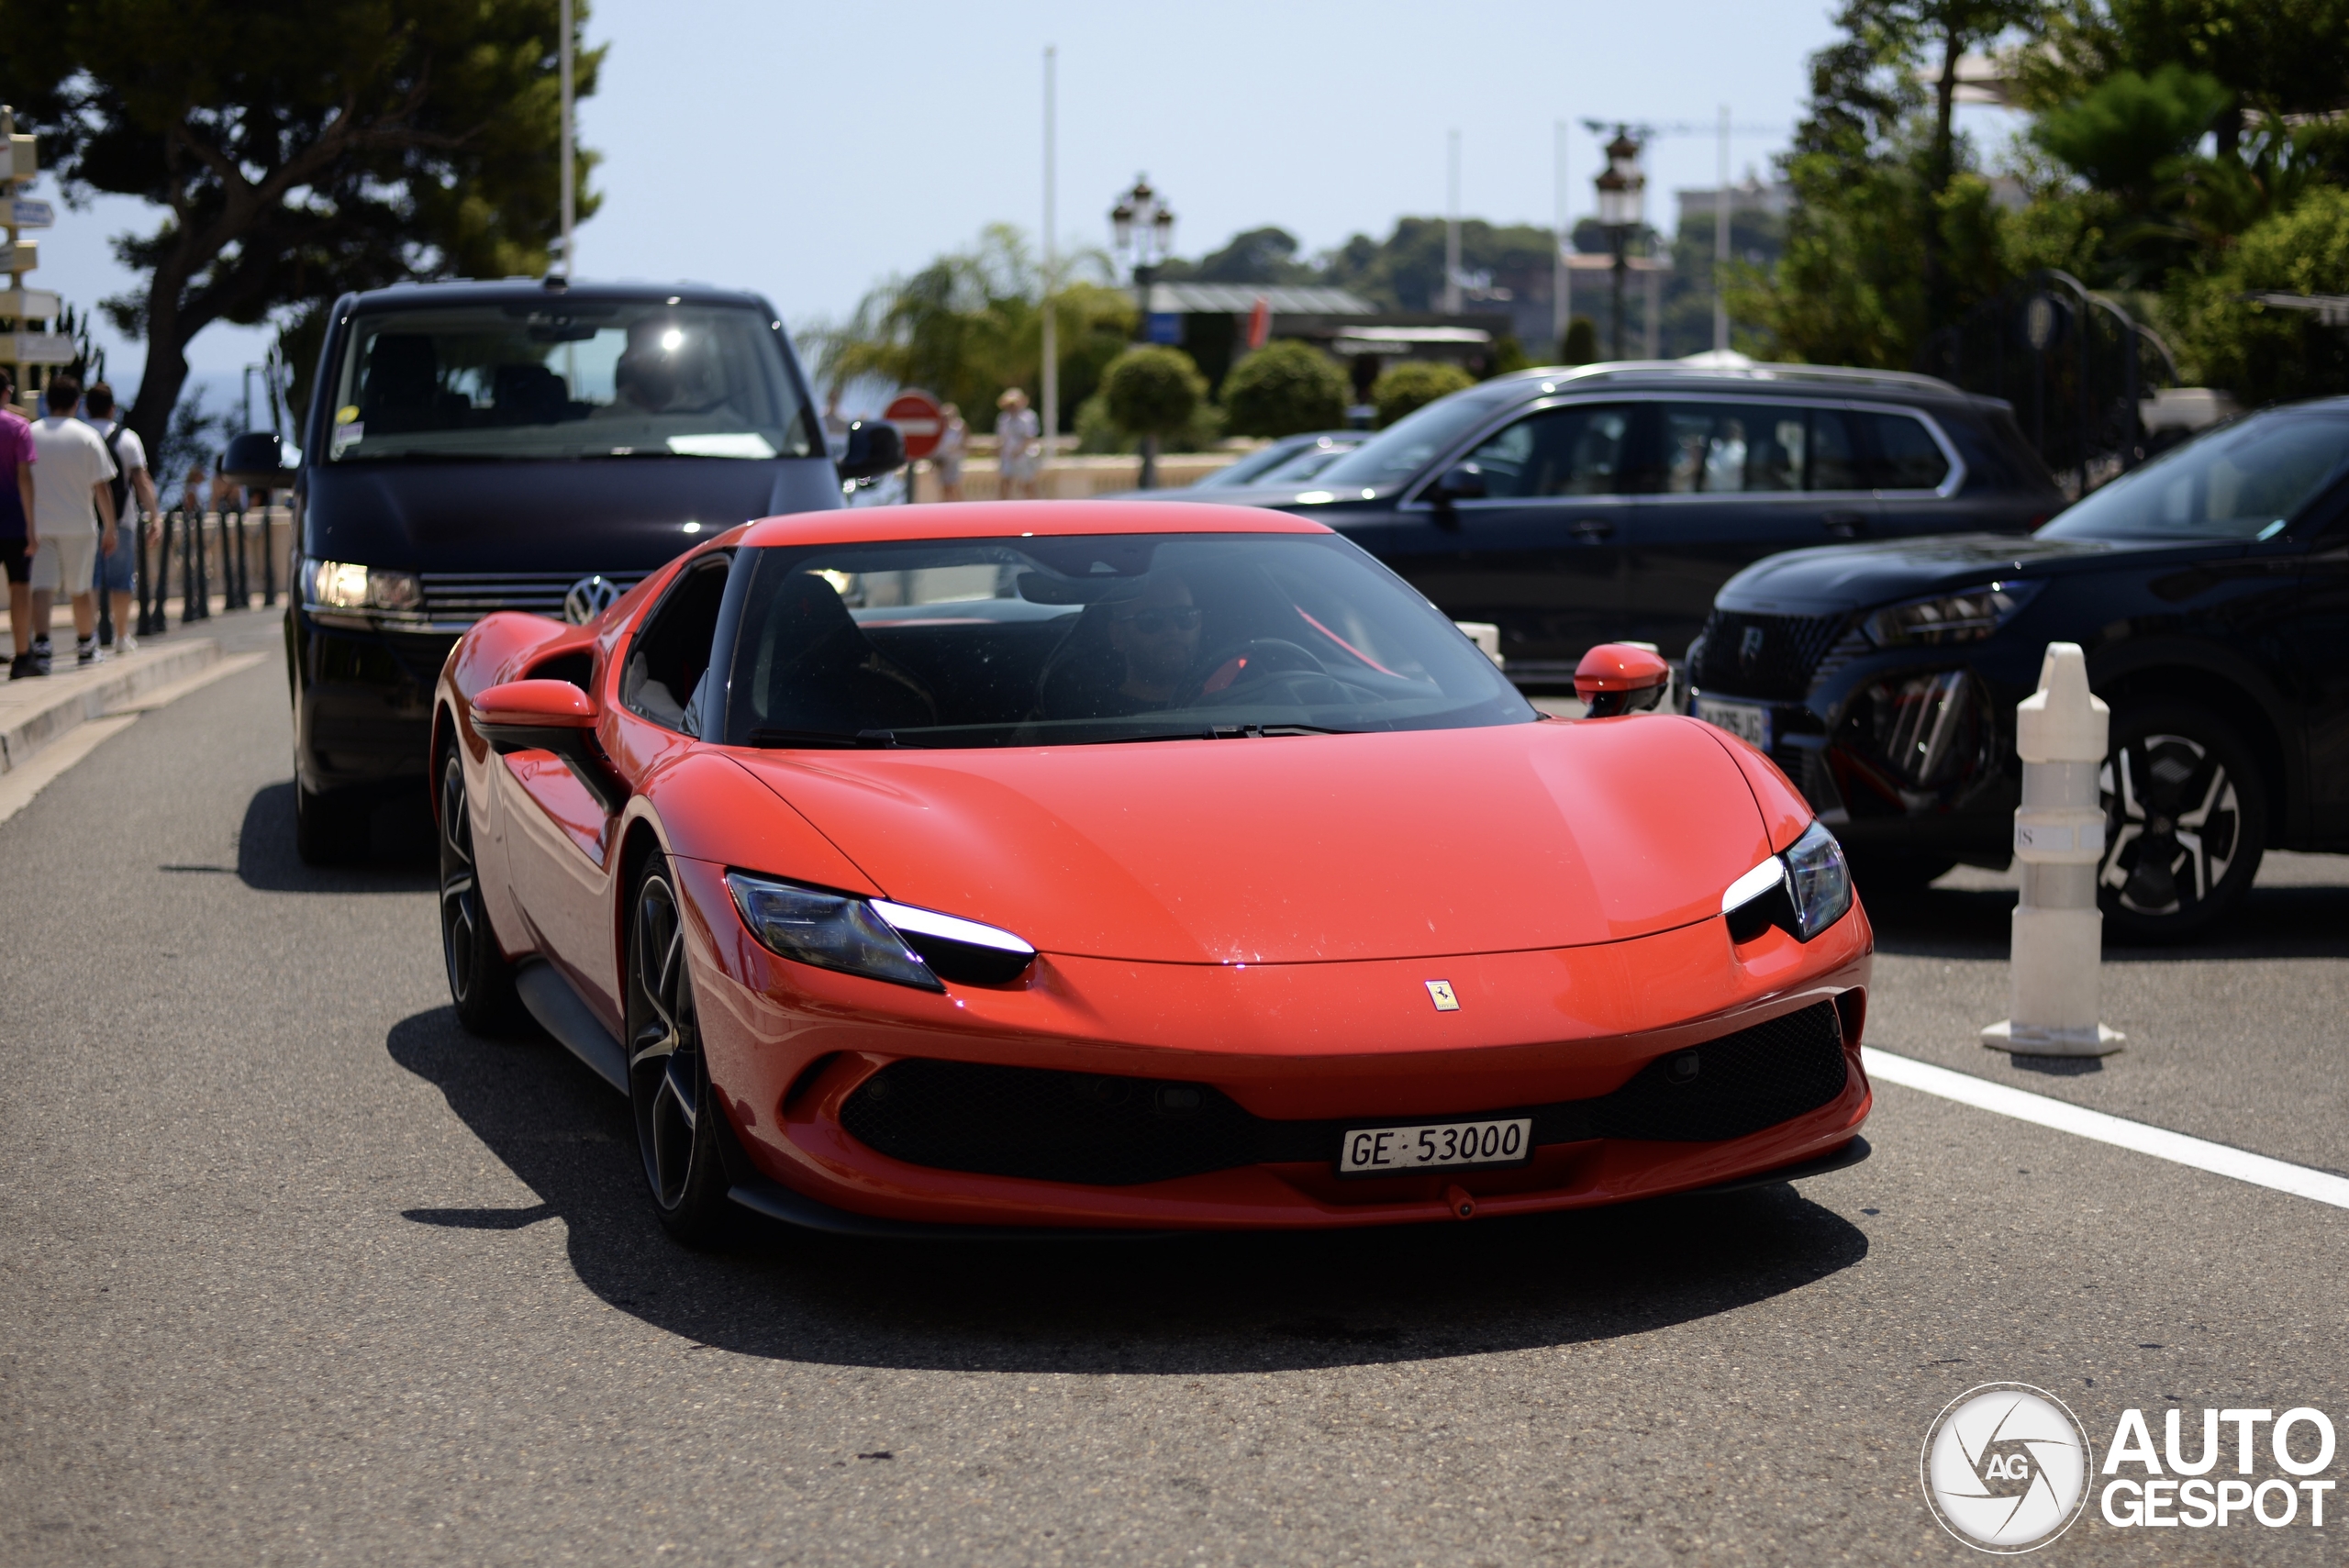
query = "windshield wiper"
(745, 728, 898, 749)
(1211, 723, 1360, 738)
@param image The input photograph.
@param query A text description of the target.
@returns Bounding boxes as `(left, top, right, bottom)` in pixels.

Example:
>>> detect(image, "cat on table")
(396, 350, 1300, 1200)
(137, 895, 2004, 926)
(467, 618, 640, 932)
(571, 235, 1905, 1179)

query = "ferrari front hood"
(729, 717, 1775, 964)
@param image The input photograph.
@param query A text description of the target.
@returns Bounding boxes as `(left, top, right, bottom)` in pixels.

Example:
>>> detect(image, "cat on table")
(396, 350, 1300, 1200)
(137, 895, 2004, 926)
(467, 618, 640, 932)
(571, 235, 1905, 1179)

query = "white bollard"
(1980, 643, 2126, 1057)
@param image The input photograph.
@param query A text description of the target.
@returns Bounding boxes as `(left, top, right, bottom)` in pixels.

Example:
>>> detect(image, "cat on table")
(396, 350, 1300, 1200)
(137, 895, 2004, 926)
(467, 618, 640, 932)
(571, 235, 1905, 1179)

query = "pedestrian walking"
(24, 372, 118, 673)
(935, 401, 968, 502)
(996, 387, 1041, 501)
(180, 460, 206, 518)
(82, 382, 159, 653)
(0, 368, 39, 681)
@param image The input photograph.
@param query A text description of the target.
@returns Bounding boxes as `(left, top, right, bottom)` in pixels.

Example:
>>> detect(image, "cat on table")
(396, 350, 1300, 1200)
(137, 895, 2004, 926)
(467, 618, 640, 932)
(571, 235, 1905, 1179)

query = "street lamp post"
(1109, 174, 1176, 486)
(1593, 127, 1646, 361)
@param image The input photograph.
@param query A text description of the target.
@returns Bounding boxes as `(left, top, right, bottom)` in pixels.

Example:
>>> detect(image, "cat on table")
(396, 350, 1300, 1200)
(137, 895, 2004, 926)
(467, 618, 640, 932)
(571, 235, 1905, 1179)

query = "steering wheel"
(1183, 639, 1327, 704)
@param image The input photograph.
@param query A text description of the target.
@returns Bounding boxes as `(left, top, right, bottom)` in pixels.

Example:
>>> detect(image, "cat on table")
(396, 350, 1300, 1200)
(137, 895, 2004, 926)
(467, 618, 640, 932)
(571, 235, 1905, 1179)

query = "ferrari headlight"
(1863, 580, 2042, 648)
(724, 873, 1040, 990)
(305, 558, 422, 613)
(726, 872, 941, 991)
(1721, 819, 1853, 944)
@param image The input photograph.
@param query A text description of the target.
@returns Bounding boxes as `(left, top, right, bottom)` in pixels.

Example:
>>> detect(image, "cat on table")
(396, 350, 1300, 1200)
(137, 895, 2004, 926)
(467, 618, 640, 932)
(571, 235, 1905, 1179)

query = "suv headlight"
(305, 558, 422, 613)
(1863, 580, 2042, 648)
(1721, 819, 1854, 943)
(725, 872, 1036, 990)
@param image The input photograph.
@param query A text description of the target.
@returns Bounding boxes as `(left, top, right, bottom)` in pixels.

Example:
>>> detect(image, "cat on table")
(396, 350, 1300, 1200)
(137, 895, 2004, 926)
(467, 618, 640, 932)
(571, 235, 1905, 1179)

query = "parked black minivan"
(1204, 362, 2065, 686)
(276, 278, 898, 861)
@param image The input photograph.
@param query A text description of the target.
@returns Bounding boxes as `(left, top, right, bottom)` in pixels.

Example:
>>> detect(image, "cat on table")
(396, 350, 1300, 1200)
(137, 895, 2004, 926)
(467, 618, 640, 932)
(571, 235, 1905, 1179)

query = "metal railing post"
(141, 509, 169, 636)
(260, 504, 277, 606)
(184, 506, 211, 623)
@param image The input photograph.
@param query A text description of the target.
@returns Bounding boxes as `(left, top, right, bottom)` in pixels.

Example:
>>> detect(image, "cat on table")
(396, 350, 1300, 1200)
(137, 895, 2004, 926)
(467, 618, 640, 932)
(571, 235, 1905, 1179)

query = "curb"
(0, 639, 223, 775)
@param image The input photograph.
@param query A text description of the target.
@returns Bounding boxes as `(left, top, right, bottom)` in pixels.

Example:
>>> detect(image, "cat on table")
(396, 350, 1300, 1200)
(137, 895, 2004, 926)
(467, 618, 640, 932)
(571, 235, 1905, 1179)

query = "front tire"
(626, 852, 734, 1245)
(438, 744, 524, 1033)
(2098, 704, 2266, 942)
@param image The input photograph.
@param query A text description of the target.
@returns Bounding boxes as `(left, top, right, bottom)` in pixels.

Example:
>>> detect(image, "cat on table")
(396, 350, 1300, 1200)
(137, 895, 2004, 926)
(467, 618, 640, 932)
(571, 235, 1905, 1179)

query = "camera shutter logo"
(1920, 1383, 2092, 1552)
(563, 574, 623, 625)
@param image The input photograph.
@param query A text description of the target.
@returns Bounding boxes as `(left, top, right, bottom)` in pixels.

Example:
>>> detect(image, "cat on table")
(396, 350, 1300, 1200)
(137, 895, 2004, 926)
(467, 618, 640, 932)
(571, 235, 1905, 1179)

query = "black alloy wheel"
(626, 853, 733, 1244)
(2098, 704, 2266, 942)
(438, 744, 524, 1033)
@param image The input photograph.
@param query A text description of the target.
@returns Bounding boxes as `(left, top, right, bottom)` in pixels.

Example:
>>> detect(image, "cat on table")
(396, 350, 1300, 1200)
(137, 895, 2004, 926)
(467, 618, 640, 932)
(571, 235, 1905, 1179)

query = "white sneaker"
(115, 632, 138, 654)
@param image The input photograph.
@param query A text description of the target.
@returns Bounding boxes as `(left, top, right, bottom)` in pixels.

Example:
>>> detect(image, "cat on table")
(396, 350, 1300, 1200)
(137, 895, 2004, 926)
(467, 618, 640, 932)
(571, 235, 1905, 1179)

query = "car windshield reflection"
(721, 533, 1532, 748)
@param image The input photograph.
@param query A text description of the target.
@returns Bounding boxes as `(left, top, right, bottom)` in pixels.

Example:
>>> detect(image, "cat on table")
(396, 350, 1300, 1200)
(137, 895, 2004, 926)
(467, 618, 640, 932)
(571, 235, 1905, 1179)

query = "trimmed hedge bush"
(1102, 346, 1208, 438)
(1220, 339, 1348, 437)
(1372, 360, 1475, 428)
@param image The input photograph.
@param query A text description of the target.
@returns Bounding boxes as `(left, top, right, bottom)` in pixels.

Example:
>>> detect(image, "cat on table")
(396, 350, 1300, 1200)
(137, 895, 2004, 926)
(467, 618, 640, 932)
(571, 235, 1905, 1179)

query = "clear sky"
(57, 0, 1887, 403)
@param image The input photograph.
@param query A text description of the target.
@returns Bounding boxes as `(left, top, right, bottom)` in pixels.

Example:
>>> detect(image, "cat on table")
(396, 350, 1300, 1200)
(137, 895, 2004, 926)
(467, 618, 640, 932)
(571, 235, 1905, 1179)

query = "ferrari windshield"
(721, 531, 1533, 748)
(2042, 409, 2349, 540)
(326, 301, 818, 462)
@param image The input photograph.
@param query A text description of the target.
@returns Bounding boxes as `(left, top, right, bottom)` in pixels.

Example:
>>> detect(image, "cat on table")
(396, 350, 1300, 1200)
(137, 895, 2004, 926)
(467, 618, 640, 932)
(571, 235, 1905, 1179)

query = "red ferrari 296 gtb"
(432, 501, 1873, 1240)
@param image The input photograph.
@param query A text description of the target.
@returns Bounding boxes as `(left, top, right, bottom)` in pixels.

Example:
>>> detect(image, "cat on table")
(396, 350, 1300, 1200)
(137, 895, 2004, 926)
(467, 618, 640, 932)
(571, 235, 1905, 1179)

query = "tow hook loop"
(1445, 1184, 1476, 1220)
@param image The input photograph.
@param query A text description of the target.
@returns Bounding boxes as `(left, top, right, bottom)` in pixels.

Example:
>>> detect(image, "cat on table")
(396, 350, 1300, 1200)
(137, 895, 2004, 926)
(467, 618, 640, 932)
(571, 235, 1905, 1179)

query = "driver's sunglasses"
(1118, 606, 1203, 634)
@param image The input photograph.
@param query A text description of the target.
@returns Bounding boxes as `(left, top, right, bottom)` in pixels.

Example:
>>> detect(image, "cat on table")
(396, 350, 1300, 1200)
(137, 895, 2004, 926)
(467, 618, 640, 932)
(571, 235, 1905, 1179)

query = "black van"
(272, 278, 898, 861)
(1189, 362, 2065, 687)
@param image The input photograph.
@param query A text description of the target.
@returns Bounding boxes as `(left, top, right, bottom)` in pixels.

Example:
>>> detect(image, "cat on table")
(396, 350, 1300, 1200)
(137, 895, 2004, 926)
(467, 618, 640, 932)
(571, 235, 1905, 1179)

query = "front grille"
(417, 570, 650, 623)
(838, 1000, 1851, 1186)
(1689, 611, 1849, 701)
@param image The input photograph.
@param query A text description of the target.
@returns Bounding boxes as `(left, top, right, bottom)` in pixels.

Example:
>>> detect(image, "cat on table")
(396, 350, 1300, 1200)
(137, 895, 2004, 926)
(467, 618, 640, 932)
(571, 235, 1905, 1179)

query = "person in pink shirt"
(0, 368, 39, 681)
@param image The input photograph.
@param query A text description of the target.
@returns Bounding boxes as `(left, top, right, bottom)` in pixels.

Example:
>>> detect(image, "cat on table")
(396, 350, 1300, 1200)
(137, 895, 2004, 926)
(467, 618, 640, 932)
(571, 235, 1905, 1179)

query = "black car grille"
(837, 1000, 1851, 1187)
(1690, 611, 1850, 701)
(417, 570, 649, 624)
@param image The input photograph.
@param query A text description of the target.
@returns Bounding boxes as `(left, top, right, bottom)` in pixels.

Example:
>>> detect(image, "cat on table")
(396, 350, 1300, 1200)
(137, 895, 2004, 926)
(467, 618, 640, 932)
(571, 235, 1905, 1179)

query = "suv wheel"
(2098, 704, 2266, 942)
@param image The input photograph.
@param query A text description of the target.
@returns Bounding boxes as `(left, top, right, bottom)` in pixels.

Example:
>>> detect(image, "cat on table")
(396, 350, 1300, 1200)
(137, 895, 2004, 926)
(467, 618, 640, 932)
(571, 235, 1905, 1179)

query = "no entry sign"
(885, 391, 946, 462)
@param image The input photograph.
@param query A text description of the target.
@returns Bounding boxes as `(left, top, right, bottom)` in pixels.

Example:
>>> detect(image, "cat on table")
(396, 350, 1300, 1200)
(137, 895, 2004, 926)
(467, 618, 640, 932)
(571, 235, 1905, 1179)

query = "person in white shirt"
(81, 383, 159, 653)
(26, 372, 119, 672)
(996, 387, 1041, 500)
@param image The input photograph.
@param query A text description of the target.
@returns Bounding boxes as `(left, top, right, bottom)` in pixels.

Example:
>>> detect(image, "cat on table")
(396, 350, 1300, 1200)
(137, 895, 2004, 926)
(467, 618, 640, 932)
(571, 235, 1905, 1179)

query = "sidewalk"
(0, 638, 228, 775)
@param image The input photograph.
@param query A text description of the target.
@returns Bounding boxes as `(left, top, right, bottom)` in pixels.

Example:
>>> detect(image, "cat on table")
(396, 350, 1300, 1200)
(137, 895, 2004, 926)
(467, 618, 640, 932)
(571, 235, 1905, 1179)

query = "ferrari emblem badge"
(1424, 979, 1460, 1012)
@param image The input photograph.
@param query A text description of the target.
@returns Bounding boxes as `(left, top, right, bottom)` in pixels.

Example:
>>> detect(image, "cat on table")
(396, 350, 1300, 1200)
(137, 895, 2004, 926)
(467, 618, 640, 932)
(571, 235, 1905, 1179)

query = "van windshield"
(327, 301, 819, 462)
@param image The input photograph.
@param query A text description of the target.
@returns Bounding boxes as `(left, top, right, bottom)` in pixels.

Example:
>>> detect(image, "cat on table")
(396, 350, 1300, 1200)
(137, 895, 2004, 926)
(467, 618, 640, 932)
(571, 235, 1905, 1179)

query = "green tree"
(0, 0, 603, 459)
(812, 225, 1134, 433)
(1219, 339, 1347, 437)
(1101, 345, 1207, 486)
(1558, 316, 1598, 364)
(1372, 361, 1474, 427)
(2172, 185, 2349, 403)
(1155, 227, 1319, 285)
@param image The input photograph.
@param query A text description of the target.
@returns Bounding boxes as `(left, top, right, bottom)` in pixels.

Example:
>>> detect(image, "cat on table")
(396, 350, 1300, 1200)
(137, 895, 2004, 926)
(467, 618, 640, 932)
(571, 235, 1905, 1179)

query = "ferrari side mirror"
(1574, 642, 1671, 717)
(471, 680, 627, 813)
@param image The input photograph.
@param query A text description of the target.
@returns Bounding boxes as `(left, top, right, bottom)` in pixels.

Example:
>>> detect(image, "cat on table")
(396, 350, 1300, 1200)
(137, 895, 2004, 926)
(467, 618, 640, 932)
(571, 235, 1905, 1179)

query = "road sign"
(8, 198, 53, 228)
(885, 391, 945, 462)
(0, 239, 36, 273)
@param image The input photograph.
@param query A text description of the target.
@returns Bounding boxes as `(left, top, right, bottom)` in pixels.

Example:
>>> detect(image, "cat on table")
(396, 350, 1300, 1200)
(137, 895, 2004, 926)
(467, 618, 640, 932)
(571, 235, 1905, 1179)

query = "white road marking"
(1862, 1047, 2349, 1212)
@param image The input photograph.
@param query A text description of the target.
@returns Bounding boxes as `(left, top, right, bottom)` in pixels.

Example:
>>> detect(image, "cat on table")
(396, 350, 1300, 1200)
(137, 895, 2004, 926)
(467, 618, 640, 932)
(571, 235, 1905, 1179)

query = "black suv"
(1687, 402, 2349, 940)
(1208, 362, 2063, 684)
(279, 278, 896, 860)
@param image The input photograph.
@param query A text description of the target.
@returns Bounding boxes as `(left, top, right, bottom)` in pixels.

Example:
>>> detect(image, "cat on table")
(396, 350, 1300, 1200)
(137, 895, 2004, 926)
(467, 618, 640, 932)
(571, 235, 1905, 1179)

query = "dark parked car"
(1687, 402, 2349, 940)
(279, 277, 897, 861)
(1194, 362, 2063, 685)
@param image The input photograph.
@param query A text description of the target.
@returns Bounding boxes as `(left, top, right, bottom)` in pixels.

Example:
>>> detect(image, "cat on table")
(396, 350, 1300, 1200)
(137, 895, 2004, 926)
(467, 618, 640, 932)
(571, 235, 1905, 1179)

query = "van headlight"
(304, 559, 421, 613)
(1721, 819, 1854, 943)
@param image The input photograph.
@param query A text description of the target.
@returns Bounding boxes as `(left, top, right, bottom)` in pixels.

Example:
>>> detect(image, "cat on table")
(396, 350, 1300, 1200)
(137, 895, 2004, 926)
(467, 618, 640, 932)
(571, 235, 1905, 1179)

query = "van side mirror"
(1431, 462, 1486, 504)
(222, 430, 299, 488)
(471, 680, 627, 813)
(836, 419, 905, 482)
(1574, 642, 1671, 717)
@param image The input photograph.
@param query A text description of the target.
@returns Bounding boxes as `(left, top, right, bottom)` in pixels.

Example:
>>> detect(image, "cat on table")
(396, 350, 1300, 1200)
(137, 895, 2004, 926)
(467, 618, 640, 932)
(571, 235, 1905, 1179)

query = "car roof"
(339, 277, 773, 314)
(1487, 360, 1979, 406)
(740, 500, 1335, 550)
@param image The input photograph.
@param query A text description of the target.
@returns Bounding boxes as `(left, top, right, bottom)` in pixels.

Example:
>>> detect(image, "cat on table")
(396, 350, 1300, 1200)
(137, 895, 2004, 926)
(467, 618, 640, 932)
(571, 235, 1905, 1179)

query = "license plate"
(1697, 696, 1772, 751)
(1337, 1118, 1533, 1176)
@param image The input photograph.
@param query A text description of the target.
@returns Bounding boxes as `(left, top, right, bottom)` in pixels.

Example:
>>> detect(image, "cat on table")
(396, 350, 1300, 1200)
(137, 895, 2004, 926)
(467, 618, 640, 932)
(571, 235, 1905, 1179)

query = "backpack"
(101, 423, 131, 521)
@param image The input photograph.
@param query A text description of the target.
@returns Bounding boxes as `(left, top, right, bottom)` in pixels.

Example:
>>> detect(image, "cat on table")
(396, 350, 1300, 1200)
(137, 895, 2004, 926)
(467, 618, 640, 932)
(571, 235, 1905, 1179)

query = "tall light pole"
(1593, 126, 1645, 361)
(1109, 175, 1175, 486)
(1443, 129, 1463, 315)
(1040, 46, 1057, 480)
(1714, 104, 1731, 355)
(1553, 120, 1570, 355)
(559, 0, 574, 278)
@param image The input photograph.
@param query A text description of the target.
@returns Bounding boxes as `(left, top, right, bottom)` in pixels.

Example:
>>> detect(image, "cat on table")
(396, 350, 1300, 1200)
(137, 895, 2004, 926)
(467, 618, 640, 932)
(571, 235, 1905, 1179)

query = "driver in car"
(1103, 573, 1203, 710)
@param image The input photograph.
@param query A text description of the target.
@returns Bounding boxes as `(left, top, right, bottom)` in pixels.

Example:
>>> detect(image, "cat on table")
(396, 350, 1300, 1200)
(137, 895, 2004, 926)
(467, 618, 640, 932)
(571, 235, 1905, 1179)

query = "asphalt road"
(5, 637, 2348, 1565)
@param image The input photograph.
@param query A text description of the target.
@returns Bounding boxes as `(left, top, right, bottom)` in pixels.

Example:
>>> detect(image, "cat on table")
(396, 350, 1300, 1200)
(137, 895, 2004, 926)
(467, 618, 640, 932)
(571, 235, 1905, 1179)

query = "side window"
(1659, 403, 1802, 494)
(621, 555, 732, 735)
(1463, 405, 1637, 497)
(1809, 408, 1866, 491)
(1860, 411, 1953, 490)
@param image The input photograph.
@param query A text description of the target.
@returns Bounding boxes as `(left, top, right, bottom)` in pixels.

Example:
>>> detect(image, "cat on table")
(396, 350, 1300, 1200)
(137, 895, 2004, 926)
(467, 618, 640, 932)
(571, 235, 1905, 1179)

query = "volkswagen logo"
(1739, 624, 1766, 667)
(562, 574, 623, 625)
